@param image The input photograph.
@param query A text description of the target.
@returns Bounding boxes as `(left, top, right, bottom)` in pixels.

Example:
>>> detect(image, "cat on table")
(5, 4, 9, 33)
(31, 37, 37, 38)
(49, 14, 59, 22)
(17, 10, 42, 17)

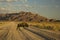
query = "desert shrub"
(17, 22, 29, 27)
(58, 27, 60, 31)
(33, 25, 54, 30)
(0, 23, 2, 24)
(34, 25, 40, 28)
(33, 25, 43, 29)
(49, 19, 54, 22)
(40, 20, 43, 22)
(56, 28, 60, 31)
(58, 29, 60, 31)
(29, 18, 32, 21)
(44, 26, 54, 30)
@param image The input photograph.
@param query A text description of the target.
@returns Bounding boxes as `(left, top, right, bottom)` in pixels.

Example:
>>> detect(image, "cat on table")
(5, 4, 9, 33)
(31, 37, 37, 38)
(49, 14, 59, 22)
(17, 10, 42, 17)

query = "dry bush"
(17, 22, 29, 27)
(33, 22, 60, 31)
(34, 25, 54, 30)
(33, 25, 43, 29)
(43, 26, 54, 30)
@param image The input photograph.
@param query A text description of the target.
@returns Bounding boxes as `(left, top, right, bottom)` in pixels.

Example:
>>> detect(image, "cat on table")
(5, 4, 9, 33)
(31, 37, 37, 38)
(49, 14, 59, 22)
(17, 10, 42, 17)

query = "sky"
(0, 0, 60, 20)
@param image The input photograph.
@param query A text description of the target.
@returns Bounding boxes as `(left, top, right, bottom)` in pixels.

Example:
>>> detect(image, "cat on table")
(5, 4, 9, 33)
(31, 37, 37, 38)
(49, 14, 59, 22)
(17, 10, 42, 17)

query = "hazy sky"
(0, 0, 60, 20)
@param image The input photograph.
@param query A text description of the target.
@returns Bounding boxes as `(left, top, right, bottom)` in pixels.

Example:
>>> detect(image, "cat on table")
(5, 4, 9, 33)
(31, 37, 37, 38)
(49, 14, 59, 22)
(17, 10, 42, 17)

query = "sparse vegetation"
(31, 22, 60, 31)
(0, 21, 60, 32)
(43, 26, 54, 30)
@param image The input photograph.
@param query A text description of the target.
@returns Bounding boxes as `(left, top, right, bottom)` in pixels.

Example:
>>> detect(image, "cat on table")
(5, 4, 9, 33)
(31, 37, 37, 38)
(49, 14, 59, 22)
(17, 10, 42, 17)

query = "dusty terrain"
(0, 22, 60, 40)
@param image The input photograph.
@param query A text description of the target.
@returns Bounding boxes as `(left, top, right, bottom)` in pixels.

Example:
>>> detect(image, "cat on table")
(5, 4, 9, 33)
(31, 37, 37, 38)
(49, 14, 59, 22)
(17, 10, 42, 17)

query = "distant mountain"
(0, 11, 57, 22)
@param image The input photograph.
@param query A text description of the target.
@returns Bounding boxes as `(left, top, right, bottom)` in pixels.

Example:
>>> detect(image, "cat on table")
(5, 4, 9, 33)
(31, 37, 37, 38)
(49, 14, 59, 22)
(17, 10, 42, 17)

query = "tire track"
(21, 28, 45, 40)
(0, 27, 10, 40)
(18, 28, 33, 40)
(31, 26, 60, 40)
(24, 27, 56, 40)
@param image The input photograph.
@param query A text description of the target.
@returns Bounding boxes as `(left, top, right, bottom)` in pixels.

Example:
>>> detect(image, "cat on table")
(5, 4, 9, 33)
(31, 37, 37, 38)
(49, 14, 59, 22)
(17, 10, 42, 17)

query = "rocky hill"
(0, 11, 56, 22)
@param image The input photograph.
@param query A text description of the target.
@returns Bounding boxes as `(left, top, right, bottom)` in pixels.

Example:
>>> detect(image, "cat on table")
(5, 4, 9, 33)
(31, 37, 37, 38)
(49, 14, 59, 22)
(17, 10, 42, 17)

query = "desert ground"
(0, 21, 60, 40)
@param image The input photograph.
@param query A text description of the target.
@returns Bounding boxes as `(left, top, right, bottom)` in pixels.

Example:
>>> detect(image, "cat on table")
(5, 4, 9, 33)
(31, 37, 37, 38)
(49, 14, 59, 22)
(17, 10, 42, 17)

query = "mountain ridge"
(0, 11, 57, 22)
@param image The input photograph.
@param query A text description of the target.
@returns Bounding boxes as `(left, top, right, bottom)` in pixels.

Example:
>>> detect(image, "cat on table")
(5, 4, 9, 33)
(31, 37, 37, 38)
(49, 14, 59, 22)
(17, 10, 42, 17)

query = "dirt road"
(0, 22, 60, 40)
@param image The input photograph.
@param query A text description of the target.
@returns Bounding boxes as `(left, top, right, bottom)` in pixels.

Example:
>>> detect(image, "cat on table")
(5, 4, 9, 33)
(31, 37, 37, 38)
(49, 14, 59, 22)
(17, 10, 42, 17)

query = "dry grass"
(0, 21, 60, 31)
(30, 22, 60, 31)
(17, 21, 60, 31)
